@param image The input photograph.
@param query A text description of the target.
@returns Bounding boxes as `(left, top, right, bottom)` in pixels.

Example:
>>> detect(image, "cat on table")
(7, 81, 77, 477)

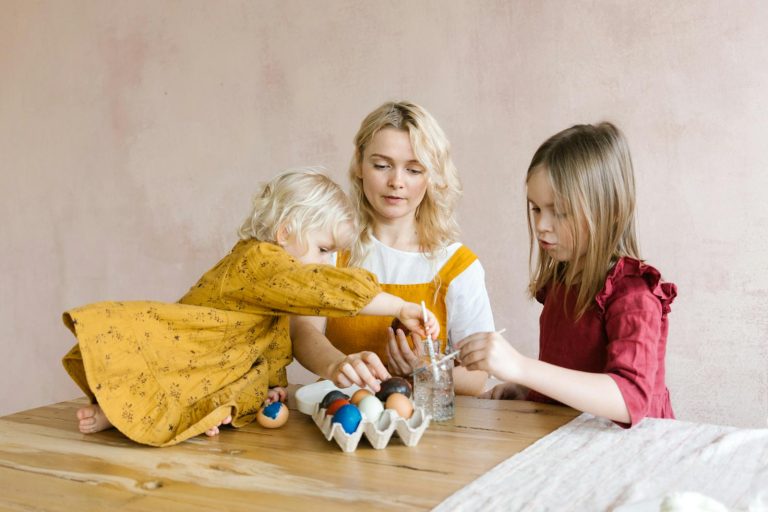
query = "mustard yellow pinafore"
(325, 246, 477, 363)
(62, 240, 380, 446)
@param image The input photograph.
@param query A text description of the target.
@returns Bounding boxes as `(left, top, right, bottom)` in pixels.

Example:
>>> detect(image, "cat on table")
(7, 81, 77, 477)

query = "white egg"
(357, 395, 384, 422)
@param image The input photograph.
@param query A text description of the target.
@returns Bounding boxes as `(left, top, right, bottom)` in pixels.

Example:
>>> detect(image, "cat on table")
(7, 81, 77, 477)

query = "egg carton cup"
(311, 403, 431, 452)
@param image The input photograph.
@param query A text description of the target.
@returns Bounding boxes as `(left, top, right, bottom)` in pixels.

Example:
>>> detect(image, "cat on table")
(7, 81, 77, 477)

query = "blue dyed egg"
(331, 403, 362, 434)
(256, 401, 289, 428)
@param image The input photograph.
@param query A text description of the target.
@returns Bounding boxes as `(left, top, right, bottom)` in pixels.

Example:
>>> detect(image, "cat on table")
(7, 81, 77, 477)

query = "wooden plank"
(0, 394, 578, 510)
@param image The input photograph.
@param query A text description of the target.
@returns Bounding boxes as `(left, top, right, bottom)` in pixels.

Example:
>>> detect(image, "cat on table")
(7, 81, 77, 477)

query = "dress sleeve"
(445, 260, 495, 343)
(603, 284, 662, 427)
(226, 243, 381, 316)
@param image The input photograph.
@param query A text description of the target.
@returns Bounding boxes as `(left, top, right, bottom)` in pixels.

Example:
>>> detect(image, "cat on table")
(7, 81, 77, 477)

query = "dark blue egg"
(320, 390, 349, 409)
(331, 404, 362, 434)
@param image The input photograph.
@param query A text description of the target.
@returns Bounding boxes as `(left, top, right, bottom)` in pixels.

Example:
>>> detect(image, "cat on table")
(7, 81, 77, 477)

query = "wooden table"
(0, 392, 578, 511)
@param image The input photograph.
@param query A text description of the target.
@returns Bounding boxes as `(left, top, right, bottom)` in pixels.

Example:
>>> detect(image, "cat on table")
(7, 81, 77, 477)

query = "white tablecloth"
(435, 414, 768, 511)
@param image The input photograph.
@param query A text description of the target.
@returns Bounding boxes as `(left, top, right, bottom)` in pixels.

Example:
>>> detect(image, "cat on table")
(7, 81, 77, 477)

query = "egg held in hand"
(331, 404, 363, 434)
(390, 317, 411, 337)
(256, 401, 289, 428)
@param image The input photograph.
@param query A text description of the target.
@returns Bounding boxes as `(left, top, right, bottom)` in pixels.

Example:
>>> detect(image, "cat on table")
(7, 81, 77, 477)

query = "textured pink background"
(1, 1, 766, 427)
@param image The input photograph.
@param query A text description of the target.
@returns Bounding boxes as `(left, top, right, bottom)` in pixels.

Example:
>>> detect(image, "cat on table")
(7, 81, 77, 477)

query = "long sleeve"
(216, 242, 381, 316)
(603, 284, 663, 426)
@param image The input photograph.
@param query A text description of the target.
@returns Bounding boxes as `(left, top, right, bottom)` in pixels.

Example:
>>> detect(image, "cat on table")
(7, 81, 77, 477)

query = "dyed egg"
(331, 403, 362, 434)
(350, 388, 373, 406)
(320, 390, 349, 409)
(357, 395, 384, 422)
(376, 377, 412, 401)
(390, 318, 411, 337)
(325, 398, 350, 416)
(256, 401, 289, 428)
(385, 392, 414, 419)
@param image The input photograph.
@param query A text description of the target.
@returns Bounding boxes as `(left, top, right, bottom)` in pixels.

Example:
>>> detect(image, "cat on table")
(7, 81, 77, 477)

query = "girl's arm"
(446, 258, 495, 396)
(458, 331, 631, 423)
(386, 329, 488, 396)
(360, 292, 439, 340)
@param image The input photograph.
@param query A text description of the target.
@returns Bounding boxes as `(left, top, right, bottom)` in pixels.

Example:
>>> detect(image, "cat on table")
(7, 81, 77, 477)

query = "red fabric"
(527, 257, 677, 427)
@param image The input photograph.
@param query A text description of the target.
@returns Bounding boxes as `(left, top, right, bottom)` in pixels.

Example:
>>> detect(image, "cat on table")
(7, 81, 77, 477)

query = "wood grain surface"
(0, 390, 578, 511)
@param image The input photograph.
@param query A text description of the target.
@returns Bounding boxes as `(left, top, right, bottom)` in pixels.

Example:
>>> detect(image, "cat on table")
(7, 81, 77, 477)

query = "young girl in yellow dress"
(62, 169, 439, 447)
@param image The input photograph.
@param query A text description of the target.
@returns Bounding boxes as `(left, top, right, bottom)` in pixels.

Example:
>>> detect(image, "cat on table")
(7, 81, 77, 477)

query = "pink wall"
(1, 1, 766, 427)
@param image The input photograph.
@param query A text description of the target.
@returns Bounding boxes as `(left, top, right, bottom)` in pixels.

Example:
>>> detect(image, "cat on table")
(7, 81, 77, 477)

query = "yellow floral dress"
(62, 240, 380, 446)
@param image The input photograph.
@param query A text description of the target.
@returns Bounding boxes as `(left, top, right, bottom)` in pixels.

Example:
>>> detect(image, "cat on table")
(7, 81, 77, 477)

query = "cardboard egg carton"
(311, 402, 431, 452)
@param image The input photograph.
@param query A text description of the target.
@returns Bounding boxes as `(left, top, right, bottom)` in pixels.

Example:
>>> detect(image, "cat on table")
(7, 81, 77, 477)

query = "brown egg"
(390, 318, 411, 337)
(385, 392, 414, 419)
(350, 388, 373, 406)
(256, 401, 289, 428)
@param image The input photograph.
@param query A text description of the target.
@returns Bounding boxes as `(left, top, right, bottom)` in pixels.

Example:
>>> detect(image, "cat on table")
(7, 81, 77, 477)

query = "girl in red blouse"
(458, 122, 676, 427)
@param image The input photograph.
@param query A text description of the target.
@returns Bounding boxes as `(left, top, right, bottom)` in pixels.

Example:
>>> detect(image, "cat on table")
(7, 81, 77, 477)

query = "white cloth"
(434, 413, 768, 512)
(336, 237, 495, 344)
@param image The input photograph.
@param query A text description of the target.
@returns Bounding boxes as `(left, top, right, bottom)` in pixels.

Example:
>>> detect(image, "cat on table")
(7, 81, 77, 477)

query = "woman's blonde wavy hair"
(239, 168, 357, 252)
(348, 101, 462, 265)
(527, 122, 641, 319)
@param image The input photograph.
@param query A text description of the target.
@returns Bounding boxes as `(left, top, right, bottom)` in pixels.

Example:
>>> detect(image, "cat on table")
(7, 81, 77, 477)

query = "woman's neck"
(372, 217, 420, 252)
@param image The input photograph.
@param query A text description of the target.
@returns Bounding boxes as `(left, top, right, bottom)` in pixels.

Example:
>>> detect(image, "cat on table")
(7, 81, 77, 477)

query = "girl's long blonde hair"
(348, 101, 462, 265)
(239, 168, 357, 251)
(527, 122, 640, 319)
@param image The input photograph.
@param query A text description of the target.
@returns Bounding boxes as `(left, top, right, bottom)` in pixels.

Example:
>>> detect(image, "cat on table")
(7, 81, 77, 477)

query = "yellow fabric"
(62, 240, 380, 446)
(325, 245, 477, 363)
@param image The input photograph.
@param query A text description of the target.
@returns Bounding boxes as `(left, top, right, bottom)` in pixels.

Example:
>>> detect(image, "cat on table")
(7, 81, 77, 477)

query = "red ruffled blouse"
(528, 257, 677, 427)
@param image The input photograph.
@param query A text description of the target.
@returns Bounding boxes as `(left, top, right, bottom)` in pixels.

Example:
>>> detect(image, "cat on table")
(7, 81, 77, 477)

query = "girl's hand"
(480, 382, 529, 400)
(328, 351, 390, 392)
(456, 331, 523, 383)
(397, 302, 440, 340)
(265, 386, 287, 405)
(386, 329, 425, 376)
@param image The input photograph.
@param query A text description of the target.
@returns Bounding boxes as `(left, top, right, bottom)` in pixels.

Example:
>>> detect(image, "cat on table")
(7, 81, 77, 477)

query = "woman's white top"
(337, 236, 495, 344)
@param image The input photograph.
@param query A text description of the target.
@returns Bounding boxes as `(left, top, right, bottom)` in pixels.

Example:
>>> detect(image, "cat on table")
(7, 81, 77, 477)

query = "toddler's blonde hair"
(239, 168, 357, 251)
(527, 122, 641, 319)
(348, 101, 461, 265)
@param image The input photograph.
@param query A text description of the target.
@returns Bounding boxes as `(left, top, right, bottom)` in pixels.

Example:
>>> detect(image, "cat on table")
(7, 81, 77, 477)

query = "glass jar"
(413, 339, 455, 421)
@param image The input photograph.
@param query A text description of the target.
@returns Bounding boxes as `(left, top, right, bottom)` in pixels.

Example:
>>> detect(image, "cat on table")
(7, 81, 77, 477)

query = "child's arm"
(458, 332, 631, 423)
(386, 329, 488, 396)
(360, 292, 440, 341)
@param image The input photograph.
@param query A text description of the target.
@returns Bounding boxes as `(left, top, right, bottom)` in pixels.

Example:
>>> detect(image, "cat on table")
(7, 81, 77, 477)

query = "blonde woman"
(62, 169, 438, 446)
(458, 123, 676, 427)
(292, 102, 494, 396)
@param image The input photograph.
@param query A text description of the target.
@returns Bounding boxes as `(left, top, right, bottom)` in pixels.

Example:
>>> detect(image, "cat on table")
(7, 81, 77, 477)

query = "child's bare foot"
(204, 415, 232, 437)
(76, 404, 113, 434)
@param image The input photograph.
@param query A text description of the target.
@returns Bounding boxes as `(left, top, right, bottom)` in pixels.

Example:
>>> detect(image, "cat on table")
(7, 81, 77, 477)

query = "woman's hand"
(327, 351, 390, 392)
(456, 331, 523, 383)
(480, 382, 529, 400)
(386, 329, 425, 376)
(265, 386, 287, 404)
(397, 302, 440, 340)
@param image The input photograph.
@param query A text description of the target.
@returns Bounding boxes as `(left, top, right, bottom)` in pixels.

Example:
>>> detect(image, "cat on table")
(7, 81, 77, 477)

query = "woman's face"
(358, 127, 428, 224)
(527, 165, 588, 264)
